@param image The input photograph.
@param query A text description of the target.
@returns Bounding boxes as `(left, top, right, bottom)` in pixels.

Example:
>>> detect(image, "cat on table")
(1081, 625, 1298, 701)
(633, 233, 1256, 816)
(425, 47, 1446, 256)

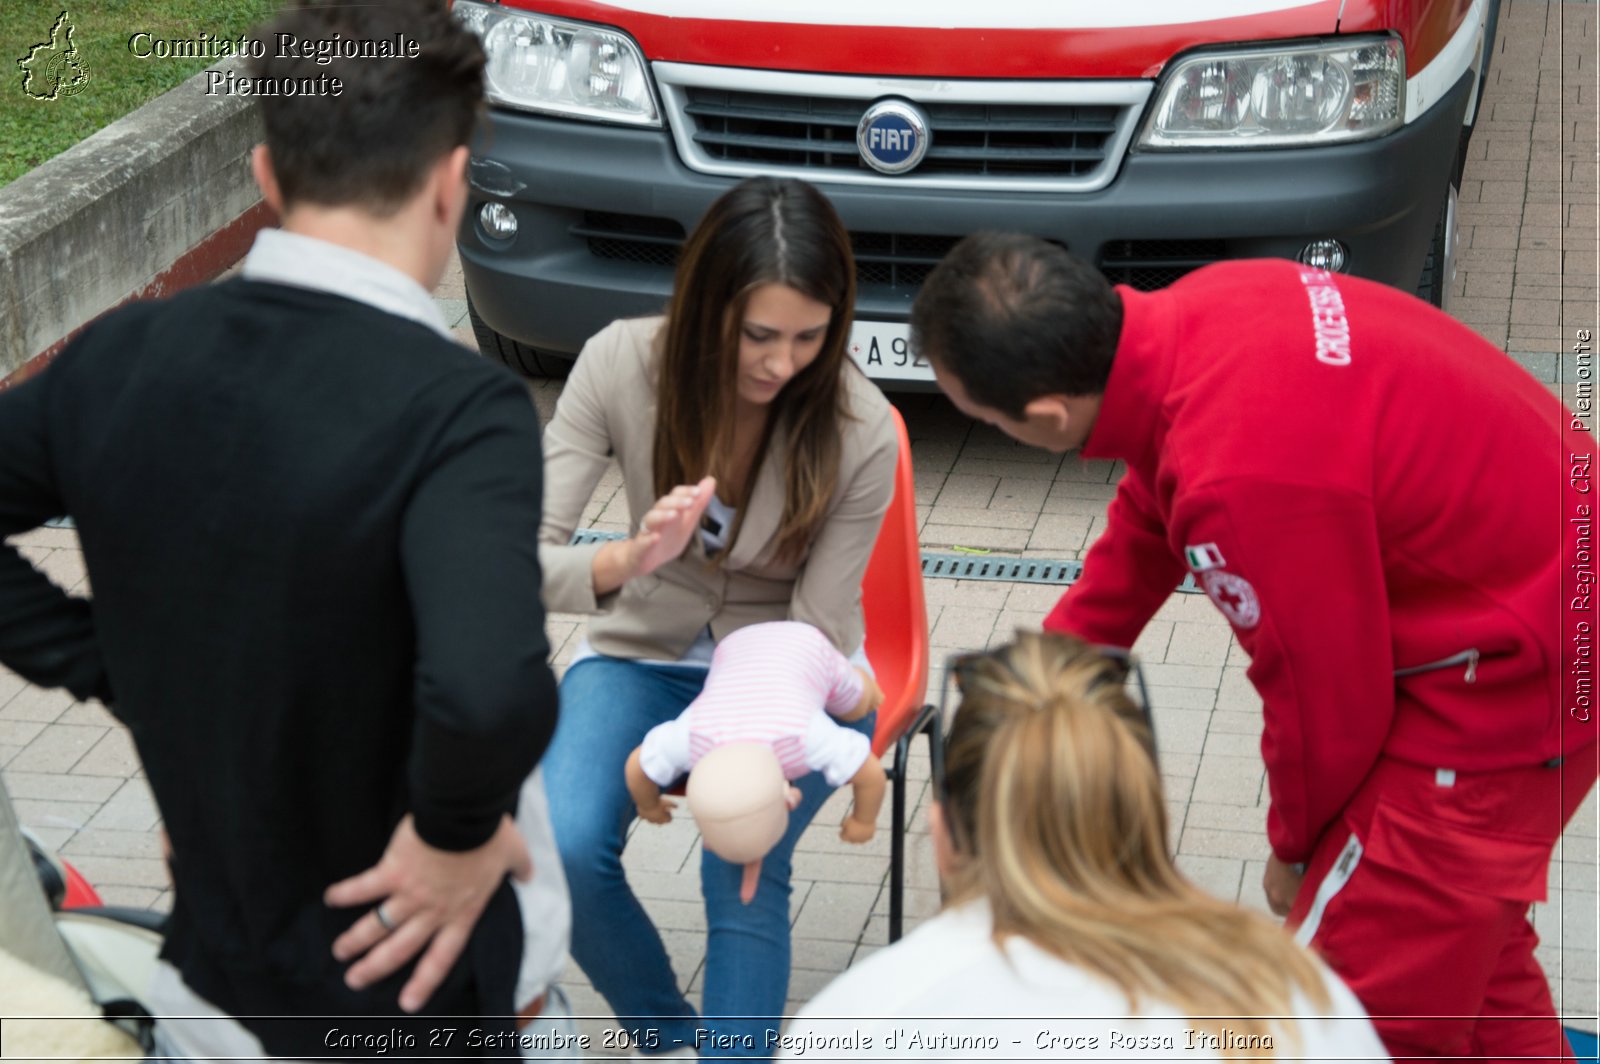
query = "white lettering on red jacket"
(1300, 269, 1352, 366)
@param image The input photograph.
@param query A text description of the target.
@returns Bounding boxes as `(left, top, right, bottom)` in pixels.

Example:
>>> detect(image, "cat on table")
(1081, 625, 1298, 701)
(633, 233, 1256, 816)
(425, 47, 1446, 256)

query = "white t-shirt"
(780, 901, 1389, 1062)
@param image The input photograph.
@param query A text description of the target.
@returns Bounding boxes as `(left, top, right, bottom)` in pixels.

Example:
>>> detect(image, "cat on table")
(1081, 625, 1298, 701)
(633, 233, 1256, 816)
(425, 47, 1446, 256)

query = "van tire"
(1417, 180, 1460, 310)
(467, 298, 573, 379)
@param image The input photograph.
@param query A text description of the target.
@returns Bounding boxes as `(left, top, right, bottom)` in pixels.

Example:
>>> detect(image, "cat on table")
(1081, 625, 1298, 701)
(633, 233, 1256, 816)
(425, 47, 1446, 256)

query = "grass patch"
(2, 0, 282, 186)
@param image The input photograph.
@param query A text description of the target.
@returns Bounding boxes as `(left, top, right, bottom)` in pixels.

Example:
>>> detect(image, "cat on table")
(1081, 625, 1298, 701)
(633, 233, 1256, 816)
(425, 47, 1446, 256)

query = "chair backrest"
(861, 405, 930, 758)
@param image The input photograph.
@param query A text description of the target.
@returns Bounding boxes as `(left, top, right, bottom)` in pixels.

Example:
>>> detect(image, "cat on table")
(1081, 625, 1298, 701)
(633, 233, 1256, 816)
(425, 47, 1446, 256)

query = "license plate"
(847, 321, 933, 382)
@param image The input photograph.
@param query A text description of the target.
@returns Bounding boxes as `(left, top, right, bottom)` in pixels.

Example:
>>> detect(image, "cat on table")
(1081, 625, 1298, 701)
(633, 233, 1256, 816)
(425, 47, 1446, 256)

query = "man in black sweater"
(0, 2, 558, 1056)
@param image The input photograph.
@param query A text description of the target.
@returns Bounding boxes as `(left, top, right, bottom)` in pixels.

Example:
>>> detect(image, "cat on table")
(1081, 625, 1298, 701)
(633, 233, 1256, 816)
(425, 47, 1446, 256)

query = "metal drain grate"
(572, 529, 1206, 594)
(921, 552, 1080, 585)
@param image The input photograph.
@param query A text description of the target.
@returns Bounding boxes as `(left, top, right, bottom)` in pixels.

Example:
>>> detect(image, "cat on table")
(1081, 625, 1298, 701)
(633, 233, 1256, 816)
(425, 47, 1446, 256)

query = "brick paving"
(3, 0, 1598, 1048)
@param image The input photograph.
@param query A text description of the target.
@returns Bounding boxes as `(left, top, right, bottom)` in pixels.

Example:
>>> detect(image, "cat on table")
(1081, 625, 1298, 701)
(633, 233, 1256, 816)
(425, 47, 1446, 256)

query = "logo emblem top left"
(19, 11, 91, 101)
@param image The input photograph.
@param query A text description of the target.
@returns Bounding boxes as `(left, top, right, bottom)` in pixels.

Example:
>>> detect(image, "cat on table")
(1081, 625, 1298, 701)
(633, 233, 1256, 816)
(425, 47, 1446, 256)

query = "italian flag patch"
(1184, 543, 1226, 572)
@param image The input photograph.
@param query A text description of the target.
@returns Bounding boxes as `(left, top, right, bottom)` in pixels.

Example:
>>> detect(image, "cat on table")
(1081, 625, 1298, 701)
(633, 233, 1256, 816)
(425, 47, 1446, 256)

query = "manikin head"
(687, 743, 799, 903)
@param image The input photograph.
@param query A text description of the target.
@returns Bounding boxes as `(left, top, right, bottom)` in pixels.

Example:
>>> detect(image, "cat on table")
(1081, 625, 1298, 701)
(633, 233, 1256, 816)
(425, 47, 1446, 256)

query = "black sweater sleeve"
(0, 366, 111, 703)
(399, 371, 559, 851)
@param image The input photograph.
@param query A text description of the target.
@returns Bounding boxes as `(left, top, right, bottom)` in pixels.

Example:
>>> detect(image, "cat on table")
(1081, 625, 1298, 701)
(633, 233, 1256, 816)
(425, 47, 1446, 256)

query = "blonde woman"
(783, 632, 1387, 1061)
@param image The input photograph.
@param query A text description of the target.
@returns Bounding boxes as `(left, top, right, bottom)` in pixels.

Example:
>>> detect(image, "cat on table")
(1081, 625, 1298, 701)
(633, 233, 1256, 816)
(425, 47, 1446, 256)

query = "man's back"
(1058, 258, 1594, 857)
(0, 277, 555, 1051)
(1147, 262, 1588, 757)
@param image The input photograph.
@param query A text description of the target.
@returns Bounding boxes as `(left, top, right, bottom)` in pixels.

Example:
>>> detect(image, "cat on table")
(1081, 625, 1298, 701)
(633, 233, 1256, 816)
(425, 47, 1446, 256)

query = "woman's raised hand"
(631, 476, 717, 577)
(592, 477, 717, 596)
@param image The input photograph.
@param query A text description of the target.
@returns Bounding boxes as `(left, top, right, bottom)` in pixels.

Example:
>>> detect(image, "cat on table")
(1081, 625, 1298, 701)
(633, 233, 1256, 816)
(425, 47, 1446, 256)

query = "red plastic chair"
(861, 404, 938, 943)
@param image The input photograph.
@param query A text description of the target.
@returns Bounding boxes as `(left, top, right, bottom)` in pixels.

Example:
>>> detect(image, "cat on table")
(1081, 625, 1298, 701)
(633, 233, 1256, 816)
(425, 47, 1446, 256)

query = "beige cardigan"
(539, 316, 898, 661)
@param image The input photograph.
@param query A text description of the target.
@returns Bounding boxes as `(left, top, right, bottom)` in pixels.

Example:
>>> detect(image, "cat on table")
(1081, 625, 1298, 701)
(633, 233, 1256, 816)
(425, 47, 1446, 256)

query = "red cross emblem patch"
(1200, 569, 1261, 630)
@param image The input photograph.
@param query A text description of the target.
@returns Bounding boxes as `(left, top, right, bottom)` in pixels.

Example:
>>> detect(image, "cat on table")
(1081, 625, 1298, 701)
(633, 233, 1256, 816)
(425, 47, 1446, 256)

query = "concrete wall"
(0, 59, 267, 383)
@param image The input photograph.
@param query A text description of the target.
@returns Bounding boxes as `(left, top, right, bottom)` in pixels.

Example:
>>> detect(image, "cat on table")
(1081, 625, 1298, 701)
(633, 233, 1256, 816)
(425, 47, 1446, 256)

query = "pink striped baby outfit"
(637, 621, 871, 788)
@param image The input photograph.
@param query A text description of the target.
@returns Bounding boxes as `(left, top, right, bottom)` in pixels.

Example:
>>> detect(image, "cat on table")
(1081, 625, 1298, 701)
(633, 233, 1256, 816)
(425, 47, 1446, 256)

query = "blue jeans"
(542, 655, 874, 1059)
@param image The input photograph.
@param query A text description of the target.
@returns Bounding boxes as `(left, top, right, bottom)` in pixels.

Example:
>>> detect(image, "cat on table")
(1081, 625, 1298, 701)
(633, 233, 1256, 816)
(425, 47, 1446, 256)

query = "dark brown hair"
(249, 0, 484, 214)
(911, 232, 1123, 419)
(653, 177, 857, 563)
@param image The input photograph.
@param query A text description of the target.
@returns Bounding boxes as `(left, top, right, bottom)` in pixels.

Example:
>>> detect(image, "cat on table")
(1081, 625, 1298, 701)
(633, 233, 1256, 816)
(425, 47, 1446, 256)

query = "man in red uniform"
(910, 233, 1598, 1058)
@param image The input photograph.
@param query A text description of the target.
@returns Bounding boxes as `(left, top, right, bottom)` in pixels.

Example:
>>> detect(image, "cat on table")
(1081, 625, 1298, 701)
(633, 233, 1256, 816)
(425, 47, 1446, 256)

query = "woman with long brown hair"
(536, 177, 898, 1057)
(785, 632, 1386, 1061)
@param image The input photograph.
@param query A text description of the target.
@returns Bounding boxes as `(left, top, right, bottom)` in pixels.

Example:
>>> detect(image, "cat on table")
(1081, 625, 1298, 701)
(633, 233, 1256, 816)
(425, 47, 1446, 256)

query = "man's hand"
(1263, 853, 1304, 918)
(325, 814, 531, 1013)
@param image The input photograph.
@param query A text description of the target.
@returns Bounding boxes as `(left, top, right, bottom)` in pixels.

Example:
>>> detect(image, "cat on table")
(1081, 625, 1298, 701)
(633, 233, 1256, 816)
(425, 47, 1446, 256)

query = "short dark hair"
(249, 0, 484, 214)
(910, 233, 1123, 419)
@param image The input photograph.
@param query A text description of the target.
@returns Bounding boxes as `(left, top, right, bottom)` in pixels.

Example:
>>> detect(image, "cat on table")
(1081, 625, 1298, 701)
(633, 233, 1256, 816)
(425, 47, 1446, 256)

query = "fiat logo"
(857, 99, 930, 175)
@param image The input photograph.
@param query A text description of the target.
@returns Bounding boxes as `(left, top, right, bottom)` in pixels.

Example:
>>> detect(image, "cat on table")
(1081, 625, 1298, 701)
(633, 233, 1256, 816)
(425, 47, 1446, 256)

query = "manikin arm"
(625, 747, 676, 824)
(834, 668, 884, 724)
(839, 755, 886, 843)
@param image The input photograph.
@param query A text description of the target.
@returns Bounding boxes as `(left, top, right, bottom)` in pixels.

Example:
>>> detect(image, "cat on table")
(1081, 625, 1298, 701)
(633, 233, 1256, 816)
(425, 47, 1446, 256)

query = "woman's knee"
(549, 796, 627, 877)
(700, 850, 794, 921)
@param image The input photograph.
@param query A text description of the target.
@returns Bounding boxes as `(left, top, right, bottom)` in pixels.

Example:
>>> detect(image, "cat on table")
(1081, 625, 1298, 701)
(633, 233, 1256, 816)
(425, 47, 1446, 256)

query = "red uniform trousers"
(1287, 745, 1598, 1061)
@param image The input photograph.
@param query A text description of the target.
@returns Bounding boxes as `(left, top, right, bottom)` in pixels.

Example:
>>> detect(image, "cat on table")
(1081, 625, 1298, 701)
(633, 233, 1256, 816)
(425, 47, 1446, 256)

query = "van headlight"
(1139, 37, 1403, 149)
(452, 1, 659, 126)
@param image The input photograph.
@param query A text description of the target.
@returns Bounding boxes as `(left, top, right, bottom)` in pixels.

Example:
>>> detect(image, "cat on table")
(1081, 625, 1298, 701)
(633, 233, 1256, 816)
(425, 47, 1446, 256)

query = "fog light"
(1297, 239, 1347, 272)
(479, 202, 518, 241)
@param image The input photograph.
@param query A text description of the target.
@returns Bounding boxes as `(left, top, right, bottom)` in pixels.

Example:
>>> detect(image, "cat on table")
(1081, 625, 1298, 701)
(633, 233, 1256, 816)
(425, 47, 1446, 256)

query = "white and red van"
(451, 0, 1496, 383)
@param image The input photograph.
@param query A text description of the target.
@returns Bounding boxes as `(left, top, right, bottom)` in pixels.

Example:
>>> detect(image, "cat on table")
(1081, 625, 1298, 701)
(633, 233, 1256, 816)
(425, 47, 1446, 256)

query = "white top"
(241, 228, 453, 339)
(782, 900, 1389, 1062)
(639, 621, 872, 786)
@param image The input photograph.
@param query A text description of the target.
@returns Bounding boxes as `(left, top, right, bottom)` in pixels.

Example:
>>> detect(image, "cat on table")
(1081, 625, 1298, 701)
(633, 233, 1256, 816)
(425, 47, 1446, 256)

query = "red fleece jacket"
(1046, 260, 1599, 863)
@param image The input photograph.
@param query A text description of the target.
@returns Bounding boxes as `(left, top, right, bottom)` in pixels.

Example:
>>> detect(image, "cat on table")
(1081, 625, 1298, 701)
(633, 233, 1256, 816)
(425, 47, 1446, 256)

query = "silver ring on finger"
(375, 902, 397, 932)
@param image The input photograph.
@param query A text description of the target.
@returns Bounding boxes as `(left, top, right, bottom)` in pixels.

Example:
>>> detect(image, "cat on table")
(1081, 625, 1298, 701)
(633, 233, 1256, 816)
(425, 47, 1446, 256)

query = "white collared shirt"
(241, 228, 453, 340)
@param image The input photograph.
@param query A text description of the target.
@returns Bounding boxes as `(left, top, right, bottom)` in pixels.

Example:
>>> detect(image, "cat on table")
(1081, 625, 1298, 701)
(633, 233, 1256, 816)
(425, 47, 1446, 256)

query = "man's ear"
(1022, 395, 1073, 436)
(250, 144, 284, 215)
(434, 145, 470, 225)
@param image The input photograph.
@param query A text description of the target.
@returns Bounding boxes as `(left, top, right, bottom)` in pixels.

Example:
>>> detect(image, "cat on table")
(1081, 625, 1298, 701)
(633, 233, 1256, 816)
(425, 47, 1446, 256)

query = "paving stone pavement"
(3, 0, 1598, 1049)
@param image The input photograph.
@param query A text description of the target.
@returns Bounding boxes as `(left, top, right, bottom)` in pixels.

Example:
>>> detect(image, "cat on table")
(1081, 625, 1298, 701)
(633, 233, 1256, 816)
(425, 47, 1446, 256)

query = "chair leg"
(888, 732, 909, 944)
(888, 705, 943, 945)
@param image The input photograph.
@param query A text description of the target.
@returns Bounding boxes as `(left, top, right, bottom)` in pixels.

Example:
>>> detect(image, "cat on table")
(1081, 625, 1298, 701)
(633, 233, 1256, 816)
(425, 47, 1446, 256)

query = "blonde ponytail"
(941, 632, 1331, 1057)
